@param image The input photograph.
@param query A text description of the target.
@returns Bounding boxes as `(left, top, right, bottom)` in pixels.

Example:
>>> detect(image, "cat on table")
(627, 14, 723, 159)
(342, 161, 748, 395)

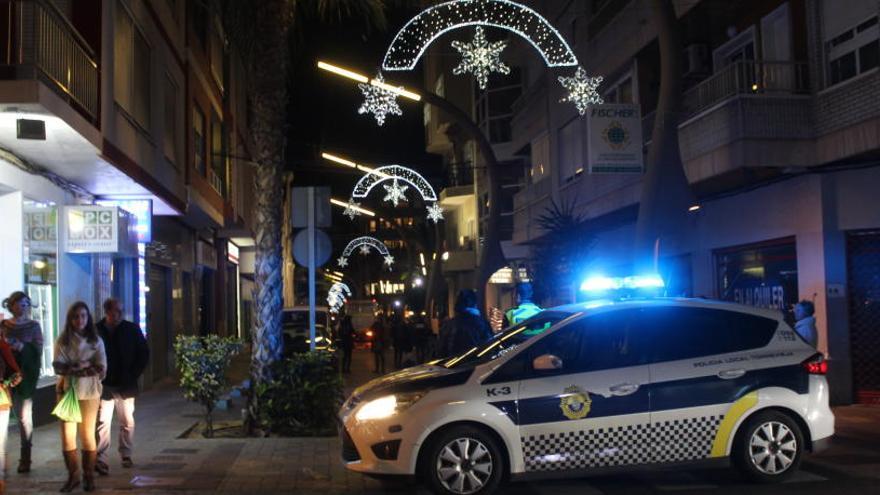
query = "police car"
(338, 294, 834, 495)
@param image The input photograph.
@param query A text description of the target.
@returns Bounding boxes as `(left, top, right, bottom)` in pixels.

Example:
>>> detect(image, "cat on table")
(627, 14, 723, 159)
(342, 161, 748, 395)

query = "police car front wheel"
(422, 426, 505, 495)
(734, 410, 804, 483)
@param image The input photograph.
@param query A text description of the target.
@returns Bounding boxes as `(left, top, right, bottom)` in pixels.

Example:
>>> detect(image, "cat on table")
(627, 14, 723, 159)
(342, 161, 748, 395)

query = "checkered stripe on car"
(652, 416, 723, 463)
(521, 415, 723, 471)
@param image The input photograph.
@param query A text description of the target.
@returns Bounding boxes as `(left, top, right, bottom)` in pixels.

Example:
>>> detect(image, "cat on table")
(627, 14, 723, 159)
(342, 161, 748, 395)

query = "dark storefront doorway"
(846, 230, 880, 404)
(148, 265, 172, 381)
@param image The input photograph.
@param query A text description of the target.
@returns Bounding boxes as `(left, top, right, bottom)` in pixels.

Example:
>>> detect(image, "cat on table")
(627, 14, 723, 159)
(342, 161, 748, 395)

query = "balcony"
(442, 249, 476, 274)
(0, 0, 99, 122)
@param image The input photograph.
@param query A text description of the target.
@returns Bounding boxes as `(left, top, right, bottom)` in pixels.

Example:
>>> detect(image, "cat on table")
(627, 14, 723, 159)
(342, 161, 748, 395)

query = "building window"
(114, 2, 151, 129)
(22, 202, 59, 379)
(210, 114, 225, 195)
(210, 24, 225, 91)
(163, 75, 179, 165)
(529, 132, 549, 183)
(193, 106, 206, 176)
(826, 16, 879, 86)
(714, 238, 797, 311)
(558, 118, 584, 182)
(603, 72, 634, 104)
(475, 66, 522, 144)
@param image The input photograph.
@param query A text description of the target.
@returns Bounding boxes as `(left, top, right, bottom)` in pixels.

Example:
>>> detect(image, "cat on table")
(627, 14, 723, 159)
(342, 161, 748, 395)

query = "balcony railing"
(446, 161, 475, 187)
(207, 168, 224, 196)
(681, 60, 809, 119)
(0, 0, 99, 122)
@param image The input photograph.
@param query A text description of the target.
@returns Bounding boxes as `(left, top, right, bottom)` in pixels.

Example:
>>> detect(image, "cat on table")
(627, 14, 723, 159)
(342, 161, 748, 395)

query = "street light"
(317, 61, 422, 101)
(321, 152, 391, 179)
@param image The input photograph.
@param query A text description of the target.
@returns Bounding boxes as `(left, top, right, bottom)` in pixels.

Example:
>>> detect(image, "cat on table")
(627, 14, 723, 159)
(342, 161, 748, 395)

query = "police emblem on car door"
(516, 309, 652, 472)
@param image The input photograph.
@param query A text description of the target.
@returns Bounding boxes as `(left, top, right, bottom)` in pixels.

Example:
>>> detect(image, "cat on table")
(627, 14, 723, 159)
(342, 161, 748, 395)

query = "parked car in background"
(282, 307, 334, 355)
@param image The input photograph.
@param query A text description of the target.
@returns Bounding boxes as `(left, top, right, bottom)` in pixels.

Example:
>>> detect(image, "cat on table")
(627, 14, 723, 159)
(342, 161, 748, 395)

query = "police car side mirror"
(533, 354, 563, 371)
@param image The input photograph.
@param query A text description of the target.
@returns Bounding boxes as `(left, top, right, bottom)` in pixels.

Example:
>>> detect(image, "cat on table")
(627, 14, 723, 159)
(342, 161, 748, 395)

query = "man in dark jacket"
(437, 290, 493, 358)
(95, 298, 149, 475)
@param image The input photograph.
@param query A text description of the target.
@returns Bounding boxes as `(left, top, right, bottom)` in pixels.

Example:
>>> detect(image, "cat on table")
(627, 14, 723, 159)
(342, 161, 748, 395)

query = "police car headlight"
(355, 392, 425, 421)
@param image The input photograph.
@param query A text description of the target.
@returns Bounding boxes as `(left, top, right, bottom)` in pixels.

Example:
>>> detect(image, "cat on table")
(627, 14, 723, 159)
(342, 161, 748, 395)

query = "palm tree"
(220, 0, 388, 430)
(634, 0, 694, 270)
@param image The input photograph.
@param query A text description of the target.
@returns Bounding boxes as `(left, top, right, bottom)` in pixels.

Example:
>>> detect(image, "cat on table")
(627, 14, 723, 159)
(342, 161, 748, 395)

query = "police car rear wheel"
(423, 426, 504, 495)
(734, 411, 804, 483)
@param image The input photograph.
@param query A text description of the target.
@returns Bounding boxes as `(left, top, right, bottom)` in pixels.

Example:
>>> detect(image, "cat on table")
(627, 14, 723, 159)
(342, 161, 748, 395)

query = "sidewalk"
(5, 348, 880, 494)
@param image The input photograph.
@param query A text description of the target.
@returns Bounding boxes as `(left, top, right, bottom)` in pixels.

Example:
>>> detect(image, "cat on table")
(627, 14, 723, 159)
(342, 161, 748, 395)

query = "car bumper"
(811, 435, 832, 453)
(338, 415, 418, 475)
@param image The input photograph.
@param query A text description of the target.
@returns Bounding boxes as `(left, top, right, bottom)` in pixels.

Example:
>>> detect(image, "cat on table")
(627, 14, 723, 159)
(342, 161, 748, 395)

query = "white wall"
(0, 191, 23, 304)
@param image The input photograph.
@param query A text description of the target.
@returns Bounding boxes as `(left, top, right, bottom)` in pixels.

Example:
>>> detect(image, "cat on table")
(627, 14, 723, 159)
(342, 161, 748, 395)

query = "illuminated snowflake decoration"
(384, 255, 395, 268)
(336, 256, 349, 268)
(382, 178, 409, 206)
(359, 244, 372, 256)
(342, 200, 362, 220)
(357, 73, 403, 126)
(327, 282, 352, 314)
(558, 67, 603, 115)
(426, 203, 445, 223)
(451, 26, 510, 90)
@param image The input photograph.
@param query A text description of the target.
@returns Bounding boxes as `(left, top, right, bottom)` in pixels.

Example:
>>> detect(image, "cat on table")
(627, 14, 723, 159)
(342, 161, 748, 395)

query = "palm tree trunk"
(247, 0, 291, 429)
(634, 0, 694, 271)
(420, 92, 506, 313)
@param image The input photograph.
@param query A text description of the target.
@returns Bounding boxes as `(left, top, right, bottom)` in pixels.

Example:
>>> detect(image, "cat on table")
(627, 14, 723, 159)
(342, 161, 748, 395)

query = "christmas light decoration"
(327, 282, 352, 314)
(352, 165, 438, 202)
(382, 178, 409, 206)
(451, 26, 509, 89)
(426, 203, 445, 223)
(357, 73, 403, 126)
(330, 197, 375, 217)
(384, 255, 395, 267)
(343, 200, 362, 220)
(382, 0, 578, 71)
(558, 67, 604, 115)
(338, 236, 394, 270)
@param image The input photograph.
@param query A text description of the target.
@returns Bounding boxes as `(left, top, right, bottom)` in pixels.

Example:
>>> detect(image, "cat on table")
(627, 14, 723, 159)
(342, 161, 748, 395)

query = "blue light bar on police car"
(579, 274, 665, 292)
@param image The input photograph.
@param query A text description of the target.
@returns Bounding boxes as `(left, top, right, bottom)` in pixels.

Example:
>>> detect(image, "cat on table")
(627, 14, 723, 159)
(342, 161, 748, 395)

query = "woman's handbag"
(52, 377, 82, 423)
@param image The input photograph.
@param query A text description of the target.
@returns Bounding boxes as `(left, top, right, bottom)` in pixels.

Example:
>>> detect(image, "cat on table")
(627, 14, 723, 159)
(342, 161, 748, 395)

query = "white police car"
(339, 296, 834, 495)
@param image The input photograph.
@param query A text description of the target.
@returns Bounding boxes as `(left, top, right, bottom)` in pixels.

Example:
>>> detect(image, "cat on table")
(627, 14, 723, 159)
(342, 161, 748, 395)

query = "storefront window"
(715, 238, 798, 312)
(22, 201, 59, 378)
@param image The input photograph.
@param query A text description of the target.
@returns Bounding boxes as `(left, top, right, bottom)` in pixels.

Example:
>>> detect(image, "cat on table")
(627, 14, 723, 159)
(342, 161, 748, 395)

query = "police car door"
(643, 305, 781, 465)
(517, 309, 652, 473)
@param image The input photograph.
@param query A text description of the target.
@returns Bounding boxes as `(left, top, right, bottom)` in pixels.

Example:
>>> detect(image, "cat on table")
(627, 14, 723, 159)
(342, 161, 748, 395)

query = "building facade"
(0, 0, 255, 420)
(421, 0, 880, 405)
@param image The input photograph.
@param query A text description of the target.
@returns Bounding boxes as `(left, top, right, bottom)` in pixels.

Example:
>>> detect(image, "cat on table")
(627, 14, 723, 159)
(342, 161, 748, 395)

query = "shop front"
(714, 237, 799, 315)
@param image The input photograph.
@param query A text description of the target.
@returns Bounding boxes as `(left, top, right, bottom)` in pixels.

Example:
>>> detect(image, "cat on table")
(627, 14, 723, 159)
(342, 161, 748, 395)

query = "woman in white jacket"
(53, 302, 106, 493)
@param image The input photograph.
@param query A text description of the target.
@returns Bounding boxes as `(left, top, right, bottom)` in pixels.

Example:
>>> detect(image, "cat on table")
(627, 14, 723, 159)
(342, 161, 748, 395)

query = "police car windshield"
(444, 312, 568, 369)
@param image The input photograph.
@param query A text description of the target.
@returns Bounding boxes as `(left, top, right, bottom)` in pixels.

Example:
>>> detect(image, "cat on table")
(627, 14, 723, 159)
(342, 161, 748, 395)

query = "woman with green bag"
(1, 291, 44, 474)
(53, 302, 106, 493)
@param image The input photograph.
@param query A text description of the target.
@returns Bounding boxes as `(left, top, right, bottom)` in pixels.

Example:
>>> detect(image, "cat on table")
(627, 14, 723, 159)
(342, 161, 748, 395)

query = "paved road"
(6, 348, 880, 494)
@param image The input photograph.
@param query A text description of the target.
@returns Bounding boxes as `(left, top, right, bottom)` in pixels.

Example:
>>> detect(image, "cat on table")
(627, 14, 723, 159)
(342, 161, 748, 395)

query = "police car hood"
(352, 365, 473, 402)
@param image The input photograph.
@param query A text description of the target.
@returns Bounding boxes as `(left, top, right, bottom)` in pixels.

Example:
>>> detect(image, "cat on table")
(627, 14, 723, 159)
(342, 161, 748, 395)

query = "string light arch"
(382, 0, 579, 71)
(338, 236, 395, 270)
(351, 165, 438, 202)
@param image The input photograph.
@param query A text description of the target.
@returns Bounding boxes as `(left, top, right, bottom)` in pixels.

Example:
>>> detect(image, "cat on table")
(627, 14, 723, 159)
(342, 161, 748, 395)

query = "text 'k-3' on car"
(338, 289, 833, 495)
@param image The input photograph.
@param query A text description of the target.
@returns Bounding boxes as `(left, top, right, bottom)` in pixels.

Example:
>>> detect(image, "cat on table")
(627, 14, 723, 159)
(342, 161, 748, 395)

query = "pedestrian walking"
(503, 282, 543, 328)
(391, 314, 411, 369)
(339, 315, 355, 373)
(95, 298, 149, 476)
(53, 301, 107, 493)
(0, 291, 43, 474)
(0, 330, 23, 494)
(437, 290, 493, 358)
(370, 317, 387, 374)
(794, 300, 819, 348)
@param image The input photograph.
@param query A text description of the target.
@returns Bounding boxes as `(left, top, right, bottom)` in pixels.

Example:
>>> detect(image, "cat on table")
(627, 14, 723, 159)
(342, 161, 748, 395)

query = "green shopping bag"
(52, 377, 81, 423)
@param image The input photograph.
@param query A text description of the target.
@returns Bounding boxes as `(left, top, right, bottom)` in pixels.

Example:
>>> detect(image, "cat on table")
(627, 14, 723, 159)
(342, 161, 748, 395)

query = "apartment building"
(0, 0, 255, 421)
(474, 0, 879, 405)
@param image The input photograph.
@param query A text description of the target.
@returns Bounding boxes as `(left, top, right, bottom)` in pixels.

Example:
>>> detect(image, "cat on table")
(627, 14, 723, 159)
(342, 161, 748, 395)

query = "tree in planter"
(256, 351, 343, 436)
(173, 335, 243, 438)
(528, 201, 595, 305)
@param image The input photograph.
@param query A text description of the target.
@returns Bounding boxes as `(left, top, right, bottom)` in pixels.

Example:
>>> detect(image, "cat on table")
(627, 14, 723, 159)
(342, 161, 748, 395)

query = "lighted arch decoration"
(337, 236, 395, 270)
(352, 165, 438, 202)
(327, 282, 352, 313)
(382, 0, 579, 72)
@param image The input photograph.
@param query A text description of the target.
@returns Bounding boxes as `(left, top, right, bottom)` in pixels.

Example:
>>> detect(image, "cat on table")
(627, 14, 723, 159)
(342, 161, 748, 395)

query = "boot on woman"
(59, 449, 79, 492)
(82, 450, 97, 492)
